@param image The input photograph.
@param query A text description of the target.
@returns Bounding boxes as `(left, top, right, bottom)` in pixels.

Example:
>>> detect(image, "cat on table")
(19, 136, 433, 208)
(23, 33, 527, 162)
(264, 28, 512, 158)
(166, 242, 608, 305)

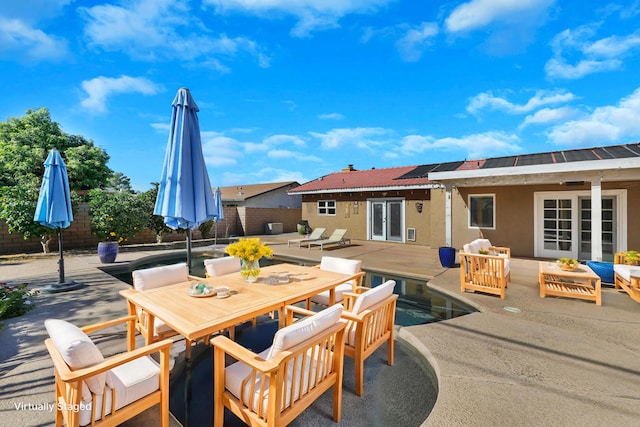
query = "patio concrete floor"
(1, 234, 639, 426)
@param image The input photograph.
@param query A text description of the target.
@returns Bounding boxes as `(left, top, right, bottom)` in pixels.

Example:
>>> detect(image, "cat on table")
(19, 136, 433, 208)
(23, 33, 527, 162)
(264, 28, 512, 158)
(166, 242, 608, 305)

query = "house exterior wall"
(242, 189, 302, 208)
(300, 190, 431, 244)
(451, 180, 640, 258)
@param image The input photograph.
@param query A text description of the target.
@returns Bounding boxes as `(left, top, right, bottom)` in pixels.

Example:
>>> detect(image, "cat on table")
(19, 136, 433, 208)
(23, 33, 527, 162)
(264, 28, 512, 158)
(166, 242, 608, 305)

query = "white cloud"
(267, 149, 322, 162)
(467, 90, 576, 116)
(263, 134, 306, 146)
(205, 0, 392, 37)
(445, 0, 555, 33)
(317, 112, 345, 120)
(309, 127, 390, 149)
(0, 17, 69, 62)
(201, 132, 240, 167)
(80, 75, 162, 113)
(80, 0, 269, 67)
(433, 131, 521, 159)
(545, 27, 640, 79)
(395, 22, 438, 62)
(399, 135, 435, 154)
(546, 88, 640, 145)
(519, 107, 577, 129)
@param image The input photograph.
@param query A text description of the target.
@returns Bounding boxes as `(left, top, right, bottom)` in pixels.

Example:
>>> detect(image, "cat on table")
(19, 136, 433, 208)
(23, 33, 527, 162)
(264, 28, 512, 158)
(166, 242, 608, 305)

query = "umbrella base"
(40, 281, 86, 294)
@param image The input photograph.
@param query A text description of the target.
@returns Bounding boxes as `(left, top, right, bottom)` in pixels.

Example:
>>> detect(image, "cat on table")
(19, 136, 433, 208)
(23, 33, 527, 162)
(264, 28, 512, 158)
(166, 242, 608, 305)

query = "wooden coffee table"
(538, 262, 602, 305)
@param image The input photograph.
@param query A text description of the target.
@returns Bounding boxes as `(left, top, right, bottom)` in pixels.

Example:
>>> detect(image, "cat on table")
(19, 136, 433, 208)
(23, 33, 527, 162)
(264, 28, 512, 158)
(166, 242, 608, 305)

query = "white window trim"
(468, 193, 496, 230)
(317, 200, 336, 216)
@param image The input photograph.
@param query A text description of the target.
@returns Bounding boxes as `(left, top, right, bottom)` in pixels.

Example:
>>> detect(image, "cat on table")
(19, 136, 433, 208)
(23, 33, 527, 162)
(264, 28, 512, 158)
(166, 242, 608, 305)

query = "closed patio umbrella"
(213, 186, 224, 245)
(154, 88, 217, 272)
(34, 149, 83, 293)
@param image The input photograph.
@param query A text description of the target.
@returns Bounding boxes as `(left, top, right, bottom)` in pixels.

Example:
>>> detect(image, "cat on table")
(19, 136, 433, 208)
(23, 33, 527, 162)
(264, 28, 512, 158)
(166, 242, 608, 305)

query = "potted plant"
(88, 189, 148, 263)
(225, 238, 273, 282)
(624, 250, 639, 265)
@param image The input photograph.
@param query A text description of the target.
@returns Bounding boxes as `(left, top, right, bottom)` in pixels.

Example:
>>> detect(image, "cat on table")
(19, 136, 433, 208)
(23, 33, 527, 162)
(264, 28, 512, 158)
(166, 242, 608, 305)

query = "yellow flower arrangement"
(225, 238, 273, 262)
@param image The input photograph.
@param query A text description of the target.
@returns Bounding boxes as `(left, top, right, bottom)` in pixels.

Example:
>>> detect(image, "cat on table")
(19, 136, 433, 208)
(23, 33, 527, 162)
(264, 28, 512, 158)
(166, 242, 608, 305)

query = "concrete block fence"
(0, 203, 301, 255)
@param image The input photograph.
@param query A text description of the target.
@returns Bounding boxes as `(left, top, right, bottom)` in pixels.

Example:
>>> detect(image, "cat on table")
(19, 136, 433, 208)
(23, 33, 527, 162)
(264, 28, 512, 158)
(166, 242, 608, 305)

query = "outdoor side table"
(538, 262, 602, 305)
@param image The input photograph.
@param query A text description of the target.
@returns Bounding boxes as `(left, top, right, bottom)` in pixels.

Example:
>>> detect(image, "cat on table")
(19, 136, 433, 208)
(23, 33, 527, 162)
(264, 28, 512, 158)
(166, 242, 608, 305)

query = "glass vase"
(240, 259, 260, 283)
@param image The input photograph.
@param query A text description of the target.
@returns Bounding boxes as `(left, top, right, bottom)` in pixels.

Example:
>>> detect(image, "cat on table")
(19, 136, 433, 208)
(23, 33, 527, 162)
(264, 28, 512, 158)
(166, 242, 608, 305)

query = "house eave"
(289, 183, 439, 195)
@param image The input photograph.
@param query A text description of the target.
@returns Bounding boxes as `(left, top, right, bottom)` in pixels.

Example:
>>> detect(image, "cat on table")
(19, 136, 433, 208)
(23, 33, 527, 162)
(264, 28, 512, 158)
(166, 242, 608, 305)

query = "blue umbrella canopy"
(34, 149, 73, 229)
(213, 186, 224, 221)
(34, 149, 82, 291)
(154, 88, 216, 270)
(154, 88, 216, 229)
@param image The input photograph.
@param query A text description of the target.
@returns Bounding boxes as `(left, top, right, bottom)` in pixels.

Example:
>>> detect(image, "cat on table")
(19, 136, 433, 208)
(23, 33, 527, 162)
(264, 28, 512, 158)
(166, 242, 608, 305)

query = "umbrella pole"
(186, 229, 192, 274)
(58, 228, 65, 284)
(214, 220, 217, 245)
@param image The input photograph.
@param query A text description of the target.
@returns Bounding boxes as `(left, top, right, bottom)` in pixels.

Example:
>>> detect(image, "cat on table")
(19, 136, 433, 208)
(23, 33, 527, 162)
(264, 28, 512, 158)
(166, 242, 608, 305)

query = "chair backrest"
(351, 280, 396, 315)
(204, 256, 241, 277)
(45, 319, 106, 401)
(327, 229, 347, 241)
(267, 304, 344, 360)
(463, 238, 492, 254)
(132, 262, 189, 291)
(320, 256, 362, 275)
(307, 227, 326, 239)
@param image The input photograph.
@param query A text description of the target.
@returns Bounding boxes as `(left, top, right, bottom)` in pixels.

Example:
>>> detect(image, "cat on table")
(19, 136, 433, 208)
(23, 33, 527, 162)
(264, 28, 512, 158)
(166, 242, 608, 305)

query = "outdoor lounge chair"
(308, 228, 351, 251)
(306, 256, 365, 309)
(463, 238, 511, 258)
(614, 252, 640, 303)
(44, 315, 172, 427)
(287, 227, 326, 248)
(131, 263, 200, 344)
(459, 246, 510, 299)
(211, 304, 347, 427)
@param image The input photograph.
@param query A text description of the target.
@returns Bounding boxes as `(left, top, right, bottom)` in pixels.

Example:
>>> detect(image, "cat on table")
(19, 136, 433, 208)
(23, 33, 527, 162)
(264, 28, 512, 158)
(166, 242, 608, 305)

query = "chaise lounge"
(287, 227, 326, 248)
(308, 229, 351, 251)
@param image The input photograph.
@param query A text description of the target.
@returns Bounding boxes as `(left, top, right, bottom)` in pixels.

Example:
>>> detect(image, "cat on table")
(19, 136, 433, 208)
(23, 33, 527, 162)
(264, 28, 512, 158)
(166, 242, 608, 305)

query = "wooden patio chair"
(211, 304, 347, 427)
(341, 279, 398, 396)
(287, 227, 326, 248)
(308, 229, 351, 251)
(463, 238, 511, 258)
(306, 256, 365, 309)
(44, 315, 171, 427)
(613, 252, 640, 303)
(459, 250, 510, 299)
(130, 262, 200, 344)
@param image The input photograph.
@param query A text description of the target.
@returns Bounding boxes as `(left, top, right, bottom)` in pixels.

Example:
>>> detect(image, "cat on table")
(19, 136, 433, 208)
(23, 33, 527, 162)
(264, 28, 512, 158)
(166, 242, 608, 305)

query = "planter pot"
(439, 247, 456, 268)
(97, 241, 119, 263)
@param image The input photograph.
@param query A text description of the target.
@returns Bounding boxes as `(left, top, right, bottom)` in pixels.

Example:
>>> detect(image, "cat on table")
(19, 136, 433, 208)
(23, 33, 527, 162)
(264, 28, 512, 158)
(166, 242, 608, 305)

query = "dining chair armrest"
(282, 305, 316, 325)
(81, 314, 137, 334)
(210, 335, 278, 372)
(489, 246, 511, 258)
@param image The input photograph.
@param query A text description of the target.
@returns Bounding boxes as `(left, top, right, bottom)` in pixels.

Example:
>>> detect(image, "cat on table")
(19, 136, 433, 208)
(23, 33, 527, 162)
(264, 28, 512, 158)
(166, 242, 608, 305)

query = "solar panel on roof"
(562, 150, 599, 162)
(601, 145, 640, 158)
(397, 165, 432, 179)
(482, 156, 517, 168)
(430, 161, 465, 172)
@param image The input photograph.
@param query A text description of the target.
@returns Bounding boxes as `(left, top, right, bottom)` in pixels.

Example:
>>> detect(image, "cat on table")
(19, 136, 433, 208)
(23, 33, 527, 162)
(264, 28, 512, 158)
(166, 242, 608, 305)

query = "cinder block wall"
(236, 207, 301, 236)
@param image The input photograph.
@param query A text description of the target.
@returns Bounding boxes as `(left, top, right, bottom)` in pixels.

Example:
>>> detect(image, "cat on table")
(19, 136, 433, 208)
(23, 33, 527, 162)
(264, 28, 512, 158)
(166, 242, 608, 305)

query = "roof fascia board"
(429, 157, 640, 182)
(289, 184, 439, 195)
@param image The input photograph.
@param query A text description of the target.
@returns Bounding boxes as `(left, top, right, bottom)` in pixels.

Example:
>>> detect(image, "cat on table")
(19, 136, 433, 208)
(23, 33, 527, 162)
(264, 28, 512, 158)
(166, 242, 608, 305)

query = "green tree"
(88, 189, 148, 243)
(139, 183, 173, 242)
(0, 108, 121, 252)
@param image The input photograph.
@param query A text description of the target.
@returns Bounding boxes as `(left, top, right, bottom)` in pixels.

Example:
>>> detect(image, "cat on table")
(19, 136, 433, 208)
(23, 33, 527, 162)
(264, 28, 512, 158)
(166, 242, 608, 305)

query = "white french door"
(369, 199, 404, 242)
(534, 190, 626, 261)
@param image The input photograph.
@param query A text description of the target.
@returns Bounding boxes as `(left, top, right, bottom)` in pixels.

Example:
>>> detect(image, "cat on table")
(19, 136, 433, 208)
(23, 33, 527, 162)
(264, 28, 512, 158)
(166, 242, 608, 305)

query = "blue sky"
(2, 1, 640, 191)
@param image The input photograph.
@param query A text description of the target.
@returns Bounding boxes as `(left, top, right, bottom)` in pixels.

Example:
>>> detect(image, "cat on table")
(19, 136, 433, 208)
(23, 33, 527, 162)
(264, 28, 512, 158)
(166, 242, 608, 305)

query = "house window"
(469, 194, 495, 229)
(318, 200, 336, 216)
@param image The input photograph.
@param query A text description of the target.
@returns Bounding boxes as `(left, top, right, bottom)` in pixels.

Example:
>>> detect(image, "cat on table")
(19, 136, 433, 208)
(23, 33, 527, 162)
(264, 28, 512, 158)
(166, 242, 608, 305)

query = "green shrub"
(0, 283, 38, 320)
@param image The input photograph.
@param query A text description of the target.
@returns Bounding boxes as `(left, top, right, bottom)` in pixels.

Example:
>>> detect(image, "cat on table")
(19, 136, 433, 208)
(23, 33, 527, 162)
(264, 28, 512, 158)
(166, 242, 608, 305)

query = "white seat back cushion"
(132, 263, 188, 291)
(463, 238, 492, 254)
(320, 256, 361, 275)
(204, 256, 241, 276)
(351, 280, 396, 315)
(45, 319, 106, 400)
(266, 304, 343, 361)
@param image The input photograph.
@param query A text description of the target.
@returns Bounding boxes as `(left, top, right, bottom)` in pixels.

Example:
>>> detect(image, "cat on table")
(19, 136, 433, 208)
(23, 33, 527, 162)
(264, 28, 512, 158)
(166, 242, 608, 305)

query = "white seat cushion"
(204, 256, 241, 277)
(79, 356, 161, 426)
(132, 263, 188, 291)
(614, 264, 640, 281)
(312, 256, 362, 305)
(45, 319, 106, 401)
(463, 238, 492, 254)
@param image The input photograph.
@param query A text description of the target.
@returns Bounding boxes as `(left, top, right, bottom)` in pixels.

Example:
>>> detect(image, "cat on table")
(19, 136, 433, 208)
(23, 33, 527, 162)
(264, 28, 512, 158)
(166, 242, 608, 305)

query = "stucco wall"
(234, 207, 301, 236)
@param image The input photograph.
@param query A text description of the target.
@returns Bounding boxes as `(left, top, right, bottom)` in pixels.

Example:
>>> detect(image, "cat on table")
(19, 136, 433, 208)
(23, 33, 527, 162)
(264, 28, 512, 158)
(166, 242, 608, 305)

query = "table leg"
(184, 340, 193, 427)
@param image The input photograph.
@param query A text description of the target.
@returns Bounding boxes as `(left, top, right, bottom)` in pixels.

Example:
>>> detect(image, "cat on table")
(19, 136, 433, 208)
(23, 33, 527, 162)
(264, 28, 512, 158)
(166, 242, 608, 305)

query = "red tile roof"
(289, 166, 435, 193)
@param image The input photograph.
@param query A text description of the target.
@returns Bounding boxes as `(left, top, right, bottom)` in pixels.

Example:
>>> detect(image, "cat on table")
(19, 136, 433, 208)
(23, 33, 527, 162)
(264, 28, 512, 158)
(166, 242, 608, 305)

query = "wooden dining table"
(120, 263, 363, 347)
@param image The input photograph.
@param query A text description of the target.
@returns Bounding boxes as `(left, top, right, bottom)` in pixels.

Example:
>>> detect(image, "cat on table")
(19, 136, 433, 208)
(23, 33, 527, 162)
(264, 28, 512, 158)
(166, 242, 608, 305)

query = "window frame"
(468, 193, 496, 229)
(317, 200, 336, 216)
